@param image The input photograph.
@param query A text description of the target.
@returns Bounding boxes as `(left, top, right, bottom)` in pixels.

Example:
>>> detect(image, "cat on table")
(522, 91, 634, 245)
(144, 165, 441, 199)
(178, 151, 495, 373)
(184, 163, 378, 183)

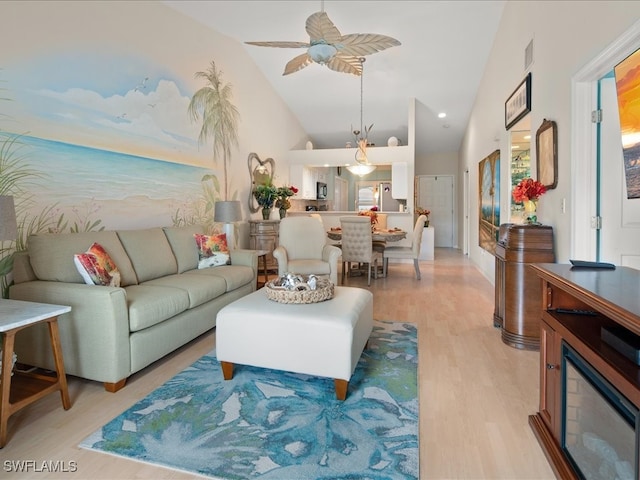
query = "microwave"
(316, 182, 328, 200)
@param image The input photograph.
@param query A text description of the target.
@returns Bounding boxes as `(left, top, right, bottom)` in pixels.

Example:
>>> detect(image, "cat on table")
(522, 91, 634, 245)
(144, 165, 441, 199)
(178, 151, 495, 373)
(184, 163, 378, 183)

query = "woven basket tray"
(265, 277, 334, 304)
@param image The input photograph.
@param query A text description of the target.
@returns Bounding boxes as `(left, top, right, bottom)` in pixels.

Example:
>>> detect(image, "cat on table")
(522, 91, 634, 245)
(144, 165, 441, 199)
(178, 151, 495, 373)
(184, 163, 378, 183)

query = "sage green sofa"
(9, 225, 257, 392)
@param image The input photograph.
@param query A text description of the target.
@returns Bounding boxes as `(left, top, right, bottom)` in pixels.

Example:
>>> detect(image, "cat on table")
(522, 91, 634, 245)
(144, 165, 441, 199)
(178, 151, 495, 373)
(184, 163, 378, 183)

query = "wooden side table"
(0, 299, 72, 448)
(253, 249, 270, 288)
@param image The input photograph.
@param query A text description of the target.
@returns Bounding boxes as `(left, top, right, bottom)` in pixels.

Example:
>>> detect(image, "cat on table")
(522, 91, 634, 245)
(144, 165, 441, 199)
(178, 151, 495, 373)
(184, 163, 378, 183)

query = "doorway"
(572, 21, 640, 261)
(417, 175, 455, 247)
(598, 73, 640, 268)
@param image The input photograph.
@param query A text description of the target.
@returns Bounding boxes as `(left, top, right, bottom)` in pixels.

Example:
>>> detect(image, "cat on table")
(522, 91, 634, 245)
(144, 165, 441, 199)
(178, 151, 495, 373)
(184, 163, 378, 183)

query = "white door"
(334, 176, 348, 211)
(417, 175, 454, 247)
(599, 75, 640, 269)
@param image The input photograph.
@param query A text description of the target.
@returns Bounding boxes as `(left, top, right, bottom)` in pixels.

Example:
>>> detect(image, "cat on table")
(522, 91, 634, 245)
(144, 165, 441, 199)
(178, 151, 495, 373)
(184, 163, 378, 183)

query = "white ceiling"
(164, 0, 506, 157)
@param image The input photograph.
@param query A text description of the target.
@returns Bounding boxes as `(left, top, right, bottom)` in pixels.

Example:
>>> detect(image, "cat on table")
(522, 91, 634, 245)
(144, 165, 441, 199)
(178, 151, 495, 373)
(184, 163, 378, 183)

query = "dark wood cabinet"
(539, 318, 560, 438)
(529, 263, 640, 480)
(249, 220, 279, 272)
(493, 224, 554, 350)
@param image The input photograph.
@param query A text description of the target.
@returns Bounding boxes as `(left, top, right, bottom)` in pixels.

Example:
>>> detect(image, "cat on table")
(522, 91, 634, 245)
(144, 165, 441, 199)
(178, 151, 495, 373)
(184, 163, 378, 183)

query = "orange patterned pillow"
(194, 233, 230, 269)
(73, 242, 121, 287)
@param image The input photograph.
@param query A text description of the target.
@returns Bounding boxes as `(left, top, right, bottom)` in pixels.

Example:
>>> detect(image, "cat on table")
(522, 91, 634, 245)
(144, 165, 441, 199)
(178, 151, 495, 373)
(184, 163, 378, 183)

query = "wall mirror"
(247, 152, 275, 213)
(536, 118, 558, 189)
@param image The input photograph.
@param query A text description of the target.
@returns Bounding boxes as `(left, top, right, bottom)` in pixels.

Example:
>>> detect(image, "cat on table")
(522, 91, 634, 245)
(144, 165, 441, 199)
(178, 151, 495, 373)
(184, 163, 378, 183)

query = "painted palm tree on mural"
(188, 61, 240, 201)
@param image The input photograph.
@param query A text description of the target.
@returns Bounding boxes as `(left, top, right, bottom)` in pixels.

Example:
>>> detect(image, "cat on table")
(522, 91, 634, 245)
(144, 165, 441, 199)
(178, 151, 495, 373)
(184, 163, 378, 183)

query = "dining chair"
(339, 216, 382, 286)
(273, 216, 341, 284)
(382, 215, 427, 280)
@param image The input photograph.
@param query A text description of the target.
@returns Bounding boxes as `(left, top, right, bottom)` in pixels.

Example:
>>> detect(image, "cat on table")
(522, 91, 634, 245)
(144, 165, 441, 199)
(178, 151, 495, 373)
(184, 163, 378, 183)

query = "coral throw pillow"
(194, 233, 230, 269)
(73, 242, 121, 287)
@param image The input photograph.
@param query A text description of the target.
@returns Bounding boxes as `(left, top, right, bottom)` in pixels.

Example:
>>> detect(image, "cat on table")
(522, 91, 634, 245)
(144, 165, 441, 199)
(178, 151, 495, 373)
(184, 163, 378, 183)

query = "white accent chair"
(340, 216, 382, 286)
(383, 215, 427, 280)
(273, 216, 341, 285)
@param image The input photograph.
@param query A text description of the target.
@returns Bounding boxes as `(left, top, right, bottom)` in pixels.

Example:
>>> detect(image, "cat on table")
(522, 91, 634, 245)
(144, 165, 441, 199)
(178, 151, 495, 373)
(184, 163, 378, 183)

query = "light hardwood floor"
(1, 248, 555, 479)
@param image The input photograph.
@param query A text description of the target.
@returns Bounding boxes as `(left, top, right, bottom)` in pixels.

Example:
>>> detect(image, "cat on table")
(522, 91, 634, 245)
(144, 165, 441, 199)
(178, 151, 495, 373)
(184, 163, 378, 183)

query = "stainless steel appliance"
(316, 182, 327, 200)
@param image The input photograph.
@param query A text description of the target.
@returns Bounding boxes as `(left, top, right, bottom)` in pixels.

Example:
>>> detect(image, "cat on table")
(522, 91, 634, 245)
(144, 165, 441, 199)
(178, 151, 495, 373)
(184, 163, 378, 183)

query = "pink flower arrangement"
(512, 178, 547, 203)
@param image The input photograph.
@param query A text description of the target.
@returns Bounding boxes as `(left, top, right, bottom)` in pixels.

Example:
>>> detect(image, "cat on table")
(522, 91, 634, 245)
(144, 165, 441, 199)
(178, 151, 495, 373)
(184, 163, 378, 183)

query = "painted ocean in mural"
(2, 133, 216, 230)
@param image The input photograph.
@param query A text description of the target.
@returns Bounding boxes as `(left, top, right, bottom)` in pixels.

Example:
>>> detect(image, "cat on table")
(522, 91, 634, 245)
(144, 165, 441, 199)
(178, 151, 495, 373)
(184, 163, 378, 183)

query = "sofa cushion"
(162, 225, 202, 273)
(117, 228, 177, 283)
(194, 233, 230, 268)
(28, 231, 138, 286)
(143, 273, 227, 309)
(185, 264, 254, 292)
(125, 284, 190, 332)
(73, 242, 121, 287)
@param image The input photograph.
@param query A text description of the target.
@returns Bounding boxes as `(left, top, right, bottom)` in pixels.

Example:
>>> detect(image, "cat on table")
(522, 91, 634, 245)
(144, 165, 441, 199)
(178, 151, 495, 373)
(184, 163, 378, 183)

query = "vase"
(424, 220, 430, 228)
(261, 207, 271, 220)
(279, 207, 287, 219)
(524, 199, 538, 224)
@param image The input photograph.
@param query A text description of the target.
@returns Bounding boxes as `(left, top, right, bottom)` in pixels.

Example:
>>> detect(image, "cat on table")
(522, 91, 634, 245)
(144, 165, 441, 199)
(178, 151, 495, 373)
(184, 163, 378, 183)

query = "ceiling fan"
(245, 9, 401, 76)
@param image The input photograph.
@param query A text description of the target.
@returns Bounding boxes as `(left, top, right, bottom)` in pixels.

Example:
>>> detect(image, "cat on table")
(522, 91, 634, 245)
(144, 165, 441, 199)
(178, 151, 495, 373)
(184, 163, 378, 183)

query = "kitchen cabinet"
(391, 162, 408, 199)
(290, 165, 317, 199)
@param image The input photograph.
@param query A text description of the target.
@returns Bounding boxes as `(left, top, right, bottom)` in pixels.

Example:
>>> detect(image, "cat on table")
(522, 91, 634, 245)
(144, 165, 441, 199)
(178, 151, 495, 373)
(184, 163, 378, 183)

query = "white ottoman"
(216, 286, 373, 400)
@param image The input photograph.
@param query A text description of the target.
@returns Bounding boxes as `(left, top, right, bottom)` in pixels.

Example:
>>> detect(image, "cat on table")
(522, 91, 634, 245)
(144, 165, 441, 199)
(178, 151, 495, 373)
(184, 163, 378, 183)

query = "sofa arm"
(230, 249, 258, 272)
(272, 246, 288, 277)
(9, 281, 131, 384)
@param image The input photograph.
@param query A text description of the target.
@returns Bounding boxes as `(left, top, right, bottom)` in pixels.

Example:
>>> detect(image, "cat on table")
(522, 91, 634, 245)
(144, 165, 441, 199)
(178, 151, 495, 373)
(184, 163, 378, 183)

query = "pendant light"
(347, 58, 376, 177)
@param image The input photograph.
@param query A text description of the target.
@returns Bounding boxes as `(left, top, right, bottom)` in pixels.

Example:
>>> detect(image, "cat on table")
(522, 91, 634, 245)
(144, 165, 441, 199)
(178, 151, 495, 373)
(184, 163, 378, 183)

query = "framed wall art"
(536, 119, 558, 189)
(505, 72, 532, 130)
(478, 150, 500, 254)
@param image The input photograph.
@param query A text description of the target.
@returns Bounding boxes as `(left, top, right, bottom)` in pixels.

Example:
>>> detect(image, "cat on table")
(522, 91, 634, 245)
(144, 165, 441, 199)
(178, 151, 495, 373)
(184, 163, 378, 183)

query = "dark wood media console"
(529, 263, 640, 479)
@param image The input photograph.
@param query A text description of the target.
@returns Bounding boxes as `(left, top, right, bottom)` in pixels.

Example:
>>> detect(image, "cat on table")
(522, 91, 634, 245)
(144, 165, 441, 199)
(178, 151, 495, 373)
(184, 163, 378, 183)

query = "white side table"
(0, 299, 72, 447)
(419, 226, 434, 261)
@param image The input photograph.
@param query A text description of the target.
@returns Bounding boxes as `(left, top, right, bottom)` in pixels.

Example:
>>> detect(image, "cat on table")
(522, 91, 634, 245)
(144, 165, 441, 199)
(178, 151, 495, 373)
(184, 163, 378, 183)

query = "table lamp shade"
(214, 201, 242, 223)
(0, 196, 18, 241)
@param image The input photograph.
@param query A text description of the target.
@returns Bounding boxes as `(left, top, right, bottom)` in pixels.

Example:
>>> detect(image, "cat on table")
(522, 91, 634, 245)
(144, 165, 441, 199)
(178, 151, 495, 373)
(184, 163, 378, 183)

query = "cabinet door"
(391, 162, 408, 199)
(539, 319, 561, 439)
(290, 165, 316, 199)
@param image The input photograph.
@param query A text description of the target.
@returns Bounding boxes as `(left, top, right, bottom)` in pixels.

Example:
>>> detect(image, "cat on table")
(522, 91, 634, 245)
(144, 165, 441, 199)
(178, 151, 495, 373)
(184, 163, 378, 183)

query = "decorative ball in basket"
(265, 273, 334, 304)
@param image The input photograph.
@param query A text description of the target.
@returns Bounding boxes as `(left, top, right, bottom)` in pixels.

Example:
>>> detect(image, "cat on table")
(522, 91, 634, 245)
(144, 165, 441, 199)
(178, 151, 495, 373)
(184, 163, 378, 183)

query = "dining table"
(326, 227, 407, 242)
(326, 227, 407, 279)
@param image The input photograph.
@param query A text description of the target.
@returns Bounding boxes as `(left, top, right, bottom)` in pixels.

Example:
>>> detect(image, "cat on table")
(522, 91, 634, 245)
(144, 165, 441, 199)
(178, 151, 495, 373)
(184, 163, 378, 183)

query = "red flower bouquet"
(512, 178, 547, 203)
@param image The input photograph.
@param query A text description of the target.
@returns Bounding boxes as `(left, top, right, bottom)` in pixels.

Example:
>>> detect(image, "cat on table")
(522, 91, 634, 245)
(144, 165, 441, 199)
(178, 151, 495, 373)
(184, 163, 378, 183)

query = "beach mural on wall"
(0, 51, 238, 292)
(614, 47, 640, 199)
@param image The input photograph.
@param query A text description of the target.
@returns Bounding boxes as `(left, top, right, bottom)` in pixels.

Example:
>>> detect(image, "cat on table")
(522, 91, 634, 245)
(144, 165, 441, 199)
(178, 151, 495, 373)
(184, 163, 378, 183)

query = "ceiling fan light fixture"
(308, 43, 337, 64)
(346, 164, 376, 176)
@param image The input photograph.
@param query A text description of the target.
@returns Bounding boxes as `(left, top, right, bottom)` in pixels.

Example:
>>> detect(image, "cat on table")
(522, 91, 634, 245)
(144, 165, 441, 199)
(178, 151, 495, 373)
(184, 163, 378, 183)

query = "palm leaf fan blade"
(326, 55, 363, 75)
(283, 53, 313, 75)
(245, 41, 310, 49)
(306, 11, 342, 44)
(338, 33, 401, 56)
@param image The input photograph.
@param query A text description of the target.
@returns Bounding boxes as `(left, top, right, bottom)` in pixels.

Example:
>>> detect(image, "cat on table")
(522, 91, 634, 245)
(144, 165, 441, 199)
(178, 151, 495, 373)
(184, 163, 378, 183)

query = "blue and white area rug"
(80, 320, 418, 479)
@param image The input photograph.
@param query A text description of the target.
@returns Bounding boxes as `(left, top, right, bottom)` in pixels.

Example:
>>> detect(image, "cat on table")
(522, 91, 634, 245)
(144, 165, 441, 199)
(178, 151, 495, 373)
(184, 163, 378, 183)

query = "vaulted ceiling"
(165, 1, 506, 157)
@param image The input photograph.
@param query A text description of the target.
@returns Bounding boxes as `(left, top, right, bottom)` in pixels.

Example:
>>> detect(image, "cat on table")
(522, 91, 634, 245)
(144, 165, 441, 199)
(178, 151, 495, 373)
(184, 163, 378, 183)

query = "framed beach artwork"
(505, 73, 532, 131)
(478, 150, 500, 253)
(614, 47, 640, 199)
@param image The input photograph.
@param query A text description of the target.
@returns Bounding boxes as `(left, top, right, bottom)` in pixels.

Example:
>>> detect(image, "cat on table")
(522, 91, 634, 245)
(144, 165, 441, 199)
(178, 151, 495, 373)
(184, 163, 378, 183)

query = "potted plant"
(254, 183, 278, 220)
(275, 185, 299, 219)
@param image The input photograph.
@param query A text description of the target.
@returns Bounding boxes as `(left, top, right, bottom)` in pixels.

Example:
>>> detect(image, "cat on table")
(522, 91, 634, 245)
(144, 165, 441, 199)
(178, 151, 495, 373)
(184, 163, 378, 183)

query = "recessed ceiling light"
(524, 135, 531, 140)
(438, 112, 447, 118)
(512, 145, 520, 149)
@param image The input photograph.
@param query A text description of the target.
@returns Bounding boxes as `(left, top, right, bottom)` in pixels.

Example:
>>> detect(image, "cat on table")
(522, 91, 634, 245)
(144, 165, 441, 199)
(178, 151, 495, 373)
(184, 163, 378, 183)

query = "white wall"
(461, 0, 640, 281)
